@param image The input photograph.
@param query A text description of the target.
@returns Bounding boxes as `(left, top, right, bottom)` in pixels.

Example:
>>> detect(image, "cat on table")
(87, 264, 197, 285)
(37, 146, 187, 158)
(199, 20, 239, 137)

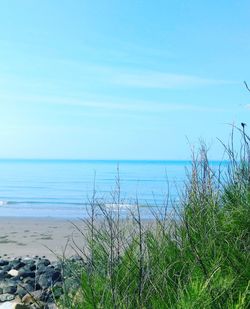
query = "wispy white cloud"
(108, 70, 236, 89)
(0, 54, 236, 91)
(0, 93, 231, 113)
(57, 60, 237, 89)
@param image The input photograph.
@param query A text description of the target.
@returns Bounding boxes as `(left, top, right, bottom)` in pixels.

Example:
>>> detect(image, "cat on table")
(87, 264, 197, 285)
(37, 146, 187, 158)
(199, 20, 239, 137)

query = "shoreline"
(0, 217, 87, 260)
(0, 216, 158, 261)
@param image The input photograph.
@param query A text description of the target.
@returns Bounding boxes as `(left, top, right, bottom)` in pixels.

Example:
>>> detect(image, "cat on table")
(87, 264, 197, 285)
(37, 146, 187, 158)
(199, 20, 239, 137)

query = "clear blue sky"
(0, 0, 249, 159)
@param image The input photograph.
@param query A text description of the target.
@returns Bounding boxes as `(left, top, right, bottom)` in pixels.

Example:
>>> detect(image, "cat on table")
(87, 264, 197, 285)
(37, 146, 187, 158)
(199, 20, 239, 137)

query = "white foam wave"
(105, 203, 136, 211)
(0, 200, 8, 206)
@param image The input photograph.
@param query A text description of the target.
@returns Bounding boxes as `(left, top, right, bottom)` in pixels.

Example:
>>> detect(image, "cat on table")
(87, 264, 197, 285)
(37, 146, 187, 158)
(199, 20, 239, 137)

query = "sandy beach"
(0, 217, 87, 260)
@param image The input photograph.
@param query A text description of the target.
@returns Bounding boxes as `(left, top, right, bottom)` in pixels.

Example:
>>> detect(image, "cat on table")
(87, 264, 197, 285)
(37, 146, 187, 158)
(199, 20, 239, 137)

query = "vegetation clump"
(59, 127, 250, 308)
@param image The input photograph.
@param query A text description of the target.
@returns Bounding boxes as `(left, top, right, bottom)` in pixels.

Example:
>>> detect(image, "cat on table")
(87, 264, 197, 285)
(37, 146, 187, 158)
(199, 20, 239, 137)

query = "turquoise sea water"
(0, 160, 223, 218)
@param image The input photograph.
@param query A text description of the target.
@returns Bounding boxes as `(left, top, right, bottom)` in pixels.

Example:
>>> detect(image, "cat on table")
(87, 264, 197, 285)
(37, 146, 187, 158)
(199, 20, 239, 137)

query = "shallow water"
(0, 160, 223, 218)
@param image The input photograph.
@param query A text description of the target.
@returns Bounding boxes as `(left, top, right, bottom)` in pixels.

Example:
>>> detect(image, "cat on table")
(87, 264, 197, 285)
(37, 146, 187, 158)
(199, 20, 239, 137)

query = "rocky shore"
(0, 256, 65, 309)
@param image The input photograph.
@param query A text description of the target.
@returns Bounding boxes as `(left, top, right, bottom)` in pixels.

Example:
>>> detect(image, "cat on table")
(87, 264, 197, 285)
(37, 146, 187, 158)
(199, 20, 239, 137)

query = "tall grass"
(58, 127, 250, 309)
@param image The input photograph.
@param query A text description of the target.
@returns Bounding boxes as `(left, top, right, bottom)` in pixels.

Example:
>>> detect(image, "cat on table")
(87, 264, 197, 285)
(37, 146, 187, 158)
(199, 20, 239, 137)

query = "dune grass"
(58, 127, 250, 308)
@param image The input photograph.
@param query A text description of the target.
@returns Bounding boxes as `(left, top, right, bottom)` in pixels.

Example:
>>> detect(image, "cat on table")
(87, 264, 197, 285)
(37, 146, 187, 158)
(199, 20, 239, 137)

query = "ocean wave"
(0, 200, 85, 206)
(0, 200, 8, 206)
(104, 203, 137, 211)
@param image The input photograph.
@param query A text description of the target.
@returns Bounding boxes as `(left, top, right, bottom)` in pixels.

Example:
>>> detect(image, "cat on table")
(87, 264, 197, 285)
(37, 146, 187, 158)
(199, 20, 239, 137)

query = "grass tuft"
(58, 127, 250, 308)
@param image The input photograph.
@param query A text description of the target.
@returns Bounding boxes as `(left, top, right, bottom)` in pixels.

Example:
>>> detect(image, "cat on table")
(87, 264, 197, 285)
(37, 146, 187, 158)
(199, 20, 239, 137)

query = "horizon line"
(0, 158, 229, 163)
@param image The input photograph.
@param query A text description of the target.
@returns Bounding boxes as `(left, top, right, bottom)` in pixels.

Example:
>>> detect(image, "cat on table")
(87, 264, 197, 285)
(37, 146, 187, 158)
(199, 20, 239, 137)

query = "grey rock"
(37, 274, 51, 289)
(51, 271, 61, 282)
(16, 284, 34, 298)
(0, 293, 15, 302)
(0, 280, 11, 289)
(18, 271, 35, 279)
(15, 304, 32, 309)
(37, 259, 50, 267)
(23, 277, 35, 287)
(40, 289, 53, 303)
(2, 264, 12, 272)
(0, 278, 19, 294)
(0, 259, 9, 267)
(3, 284, 17, 294)
(25, 264, 36, 272)
(8, 276, 20, 284)
(0, 256, 62, 309)
(35, 264, 46, 274)
(22, 290, 43, 304)
(0, 270, 7, 279)
(13, 262, 26, 270)
(38, 269, 61, 289)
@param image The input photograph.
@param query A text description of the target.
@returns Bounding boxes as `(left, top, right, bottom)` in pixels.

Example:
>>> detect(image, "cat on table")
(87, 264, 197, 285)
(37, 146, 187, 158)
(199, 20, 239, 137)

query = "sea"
(0, 160, 223, 219)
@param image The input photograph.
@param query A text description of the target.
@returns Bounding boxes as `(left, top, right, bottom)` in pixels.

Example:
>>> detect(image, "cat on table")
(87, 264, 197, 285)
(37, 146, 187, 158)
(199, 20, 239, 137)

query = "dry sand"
(0, 217, 88, 260)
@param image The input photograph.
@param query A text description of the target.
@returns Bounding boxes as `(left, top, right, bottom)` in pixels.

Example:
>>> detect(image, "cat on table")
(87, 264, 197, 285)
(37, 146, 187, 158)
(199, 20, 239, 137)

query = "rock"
(37, 274, 51, 289)
(1, 265, 12, 272)
(0, 259, 9, 267)
(8, 276, 20, 286)
(37, 259, 50, 268)
(22, 258, 34, 262)
(0, 293, 15, 302)
(40, 290, 53, 303)
(45, 303, 58, 309)
(10, 261, 25, 270)
(0, 270, 7, 279)
(18, 271, 35, 279)
(23, 260, 36, 269)
(0, 280, 15, 290)
(51, 261, 60, 267)
(16, 284, 34, 299)
(30, 304, 42, 309)
(22, 277, 35, 287)
(51, 271, 61, 282)
(8, 269, 19, 277)
(37, 269, 61, 290)
(2, 285, 17, 294)
(0, 256, 62, 309)
(25, 264, 36, 272)
(35, 264, 46, 275)
(22, 290, 43, 304)
(14, 305, 32, 309)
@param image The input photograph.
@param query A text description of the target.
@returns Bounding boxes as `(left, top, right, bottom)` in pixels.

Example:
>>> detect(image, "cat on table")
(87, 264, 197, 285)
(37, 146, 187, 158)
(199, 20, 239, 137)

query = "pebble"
(0, 256, 63, 308)
(8, 269, 18, 277)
